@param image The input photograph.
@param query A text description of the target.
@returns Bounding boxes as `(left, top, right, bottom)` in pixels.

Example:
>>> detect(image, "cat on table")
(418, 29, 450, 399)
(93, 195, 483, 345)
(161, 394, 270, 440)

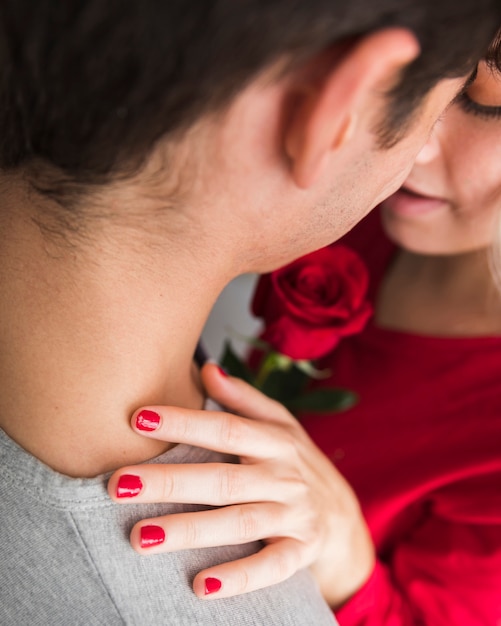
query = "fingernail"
(205, 577, 222, 595)
(135, 409, 161, 432)
(140, 525, 165, 548)
(116, 474, 143, 498)
(217, 366, 228, 377)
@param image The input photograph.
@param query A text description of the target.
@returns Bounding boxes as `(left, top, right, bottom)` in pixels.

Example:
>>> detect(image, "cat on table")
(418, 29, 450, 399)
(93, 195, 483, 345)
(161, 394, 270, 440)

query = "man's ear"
(284, 28, 420, 189)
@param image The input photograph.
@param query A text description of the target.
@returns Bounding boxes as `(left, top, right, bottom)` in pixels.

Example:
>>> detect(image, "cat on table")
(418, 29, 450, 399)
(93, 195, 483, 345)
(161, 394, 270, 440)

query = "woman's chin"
(380, 206, 441, 255)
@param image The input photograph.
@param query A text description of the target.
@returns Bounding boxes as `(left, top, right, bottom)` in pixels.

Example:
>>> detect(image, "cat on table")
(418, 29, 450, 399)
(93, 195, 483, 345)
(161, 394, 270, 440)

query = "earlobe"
(284, 28, 420, 190)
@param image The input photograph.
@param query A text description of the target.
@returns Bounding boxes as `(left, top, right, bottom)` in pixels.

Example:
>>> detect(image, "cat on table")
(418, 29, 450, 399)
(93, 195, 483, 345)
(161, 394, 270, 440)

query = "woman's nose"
(414, 121, 442, 164)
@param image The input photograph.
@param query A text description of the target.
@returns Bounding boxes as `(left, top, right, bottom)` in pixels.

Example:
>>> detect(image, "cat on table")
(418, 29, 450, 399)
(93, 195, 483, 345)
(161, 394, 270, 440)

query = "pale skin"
(108, 364, 375, 606)
(378, 61, 501, 336)
(0, 27, 467, 605)
(108, 61, 501, 606)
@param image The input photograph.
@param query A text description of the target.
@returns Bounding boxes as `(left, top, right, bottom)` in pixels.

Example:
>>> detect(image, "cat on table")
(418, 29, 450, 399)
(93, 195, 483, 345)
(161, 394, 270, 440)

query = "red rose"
(252, 245, 372, 360)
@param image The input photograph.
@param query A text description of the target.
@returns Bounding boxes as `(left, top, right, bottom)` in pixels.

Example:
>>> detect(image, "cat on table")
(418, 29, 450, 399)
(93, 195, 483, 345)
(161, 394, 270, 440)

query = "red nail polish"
(116, 474, 143, 498)
(217, 366, 228, 377)
(135, 409, 161, 431)
(140, 525, 165, 548)
(204, 577, 222, 595)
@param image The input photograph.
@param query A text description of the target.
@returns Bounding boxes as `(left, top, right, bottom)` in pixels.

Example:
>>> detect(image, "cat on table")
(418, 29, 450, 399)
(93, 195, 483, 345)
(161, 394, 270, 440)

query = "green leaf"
(219, 341, 254, 383)
(286, 388, 358, 413)
(259, 365, 309, 405)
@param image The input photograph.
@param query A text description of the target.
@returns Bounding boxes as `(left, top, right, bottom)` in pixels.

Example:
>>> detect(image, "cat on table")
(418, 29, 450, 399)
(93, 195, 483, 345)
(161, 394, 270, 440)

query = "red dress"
(301, 210, 501, 625)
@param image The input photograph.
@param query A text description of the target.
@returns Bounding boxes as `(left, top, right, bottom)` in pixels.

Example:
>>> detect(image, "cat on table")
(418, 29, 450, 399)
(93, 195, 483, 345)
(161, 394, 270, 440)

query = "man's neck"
(0, 199, 226, 477)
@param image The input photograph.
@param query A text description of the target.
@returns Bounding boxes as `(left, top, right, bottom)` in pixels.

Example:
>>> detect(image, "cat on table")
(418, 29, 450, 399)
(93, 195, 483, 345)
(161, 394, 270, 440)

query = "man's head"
(0, 0, 500, 270)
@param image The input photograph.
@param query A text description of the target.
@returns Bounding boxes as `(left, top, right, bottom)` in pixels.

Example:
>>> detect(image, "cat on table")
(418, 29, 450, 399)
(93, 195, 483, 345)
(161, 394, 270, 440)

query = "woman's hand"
(108, 362, 375, 604)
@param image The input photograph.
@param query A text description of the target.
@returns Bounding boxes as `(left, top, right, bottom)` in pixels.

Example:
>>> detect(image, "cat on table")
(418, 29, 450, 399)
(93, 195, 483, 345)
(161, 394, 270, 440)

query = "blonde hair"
(488, 213, 501, 293)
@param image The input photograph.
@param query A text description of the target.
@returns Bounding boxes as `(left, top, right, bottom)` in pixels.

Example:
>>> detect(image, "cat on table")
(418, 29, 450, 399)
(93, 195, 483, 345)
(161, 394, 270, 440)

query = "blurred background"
(201, 274, 262, 360)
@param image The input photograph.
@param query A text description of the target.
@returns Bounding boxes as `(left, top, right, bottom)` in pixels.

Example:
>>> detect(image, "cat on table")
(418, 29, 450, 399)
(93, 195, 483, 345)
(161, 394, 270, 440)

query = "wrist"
(311, 522, 376, 608)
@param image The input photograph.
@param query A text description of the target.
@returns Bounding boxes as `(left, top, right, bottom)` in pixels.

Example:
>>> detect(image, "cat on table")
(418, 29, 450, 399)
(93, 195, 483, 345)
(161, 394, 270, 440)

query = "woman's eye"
(454, 64, 501, 119)
(455, 90, 501, 119)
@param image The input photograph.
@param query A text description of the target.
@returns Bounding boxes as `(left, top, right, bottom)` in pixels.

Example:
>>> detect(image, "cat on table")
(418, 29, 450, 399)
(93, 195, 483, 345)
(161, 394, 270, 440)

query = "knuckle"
(278, 430, 300, 458)
(216, 465, 243, 503)
(235, 505, 260, 541)
(182, 518, 199, 546)
(217, 413, 243, 449)
(278, 467, 309, 502)
(288, 475, 309, 500)
(280, 498, 321, 546)
(302, 515, 321, 546)
(269, 548, 296, 582)
(234, 566, 250, 594)
(298, 506, 321, 537)
(160, 471, 175, 501)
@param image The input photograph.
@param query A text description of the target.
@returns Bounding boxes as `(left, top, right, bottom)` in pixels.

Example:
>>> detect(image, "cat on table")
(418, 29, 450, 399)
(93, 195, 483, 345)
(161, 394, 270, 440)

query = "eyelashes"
(455, 91, 501, 120)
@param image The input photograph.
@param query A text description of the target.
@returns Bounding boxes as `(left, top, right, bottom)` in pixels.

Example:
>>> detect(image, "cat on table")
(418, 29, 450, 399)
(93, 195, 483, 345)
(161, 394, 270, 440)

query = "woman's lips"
(384, 187, 447, 216)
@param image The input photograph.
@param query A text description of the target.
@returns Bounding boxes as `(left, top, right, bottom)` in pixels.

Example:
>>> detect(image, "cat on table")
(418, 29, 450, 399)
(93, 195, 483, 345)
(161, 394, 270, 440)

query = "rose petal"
(251, 244, 372, 360)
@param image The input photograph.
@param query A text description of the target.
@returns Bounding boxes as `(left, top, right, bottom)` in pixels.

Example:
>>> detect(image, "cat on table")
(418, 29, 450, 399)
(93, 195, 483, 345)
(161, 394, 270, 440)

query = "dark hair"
(0, 0, 500, 202)
(486, 29, 501, 71)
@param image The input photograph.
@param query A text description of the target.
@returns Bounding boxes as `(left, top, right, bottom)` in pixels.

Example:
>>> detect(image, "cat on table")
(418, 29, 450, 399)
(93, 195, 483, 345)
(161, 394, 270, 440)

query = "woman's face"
(381, 61, 501, 255)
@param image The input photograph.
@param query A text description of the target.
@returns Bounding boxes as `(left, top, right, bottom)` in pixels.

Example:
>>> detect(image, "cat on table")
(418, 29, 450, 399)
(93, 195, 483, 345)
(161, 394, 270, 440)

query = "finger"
(201, 361, 297, 427)
(192, 538, 308, 599)
(129, 502, 292, 555)
(129, 404, 289, 459)
(108, 462, 297, 506)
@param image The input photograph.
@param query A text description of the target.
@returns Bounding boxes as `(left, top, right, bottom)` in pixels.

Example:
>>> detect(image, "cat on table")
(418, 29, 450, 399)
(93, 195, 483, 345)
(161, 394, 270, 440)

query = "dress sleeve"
(335, 520, 501, 626)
